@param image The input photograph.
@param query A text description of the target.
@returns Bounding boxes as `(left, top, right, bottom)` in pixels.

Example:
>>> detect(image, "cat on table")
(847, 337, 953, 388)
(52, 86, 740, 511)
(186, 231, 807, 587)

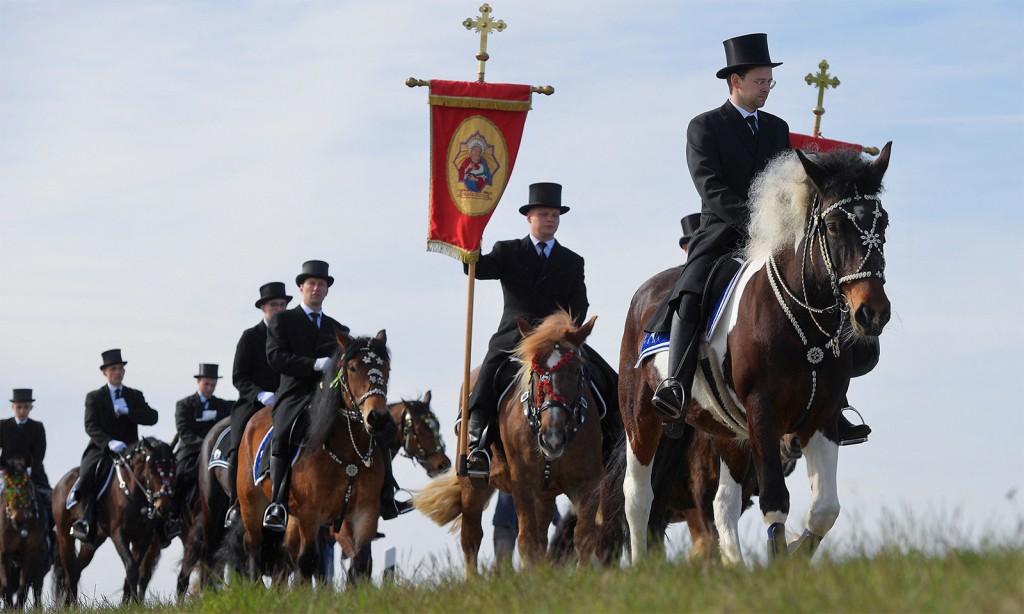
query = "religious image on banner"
(452, 128, 502, 202)
(426, 80, 532, 263)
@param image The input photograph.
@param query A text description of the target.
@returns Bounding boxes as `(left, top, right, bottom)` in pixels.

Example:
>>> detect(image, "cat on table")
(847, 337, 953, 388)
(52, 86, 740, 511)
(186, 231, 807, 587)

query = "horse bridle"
(399, 405, 446, 467)
(2, 469, 39, 525)
(113, 441, 175, 520)
(521, 344, 589, 441)
(326, 340, 389, 469)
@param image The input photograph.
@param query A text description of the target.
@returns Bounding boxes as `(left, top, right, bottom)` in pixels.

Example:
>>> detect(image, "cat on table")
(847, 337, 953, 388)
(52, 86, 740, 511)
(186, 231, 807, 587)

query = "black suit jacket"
(174, 393, 233, 461)
(266, 306, 350, 420)
(232, 320, 279, 413)
(0, 417, 49, 488)
(81, 385, 159, 469)
(469, 236, 588, 354)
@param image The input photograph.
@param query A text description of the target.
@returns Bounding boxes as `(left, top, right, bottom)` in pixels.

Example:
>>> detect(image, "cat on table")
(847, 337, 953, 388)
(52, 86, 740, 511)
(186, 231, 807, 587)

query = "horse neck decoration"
(390, 392, 451, 478)
(1, 459, 38, 531)
(619, 142, 894, 568)
(515, 312, 597, 460)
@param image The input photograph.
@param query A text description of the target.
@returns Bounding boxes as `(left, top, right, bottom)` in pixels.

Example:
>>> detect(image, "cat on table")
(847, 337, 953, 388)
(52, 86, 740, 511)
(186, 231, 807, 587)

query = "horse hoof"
(766, 522, 788, 561)
(787, 529, 822, 557)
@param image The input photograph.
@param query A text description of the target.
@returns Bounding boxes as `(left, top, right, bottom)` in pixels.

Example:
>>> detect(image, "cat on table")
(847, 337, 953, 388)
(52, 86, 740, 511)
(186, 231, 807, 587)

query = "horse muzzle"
(537, 403, 569, 460)
(423, 453, 452, 478)
(364, 407, 392, 437)
(847, 280, 890, 337)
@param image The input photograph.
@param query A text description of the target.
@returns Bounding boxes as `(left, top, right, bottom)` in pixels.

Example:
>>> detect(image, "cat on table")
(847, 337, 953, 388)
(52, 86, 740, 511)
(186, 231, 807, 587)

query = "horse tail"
(214, 520, 248, 576)
(413, 469, 463, 529)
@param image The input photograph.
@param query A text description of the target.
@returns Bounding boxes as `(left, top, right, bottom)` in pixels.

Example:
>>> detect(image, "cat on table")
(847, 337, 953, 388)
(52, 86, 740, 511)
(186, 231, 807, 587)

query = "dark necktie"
(115, 388, 123, 399)
(537, 241, 547, 259)
(746, 114, 759, 135)
(310, 312, 320, 328)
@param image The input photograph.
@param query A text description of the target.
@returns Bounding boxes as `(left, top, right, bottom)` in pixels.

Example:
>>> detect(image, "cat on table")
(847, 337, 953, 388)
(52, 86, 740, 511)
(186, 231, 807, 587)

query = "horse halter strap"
(400, 406, 445, 465)
(816, 188, 886, 287)
(114, 443, 175, 518)
(327, 341, 388, 468)
(523, 347, 588, 436)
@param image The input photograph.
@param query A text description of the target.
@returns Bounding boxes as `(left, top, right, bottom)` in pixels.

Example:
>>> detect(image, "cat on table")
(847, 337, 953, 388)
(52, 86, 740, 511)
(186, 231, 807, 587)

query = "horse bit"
(765, 186, 885, 430)
(113, 444, 175, 520)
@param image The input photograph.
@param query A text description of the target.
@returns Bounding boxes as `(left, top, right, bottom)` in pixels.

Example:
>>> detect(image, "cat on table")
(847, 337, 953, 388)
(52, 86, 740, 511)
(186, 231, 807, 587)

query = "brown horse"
(51, 437, 176, 606)
(619, 144, 893, 564)
(416, 311, 604, 576)
(0, 458, 49, 609)
(231, 330, 391, 583)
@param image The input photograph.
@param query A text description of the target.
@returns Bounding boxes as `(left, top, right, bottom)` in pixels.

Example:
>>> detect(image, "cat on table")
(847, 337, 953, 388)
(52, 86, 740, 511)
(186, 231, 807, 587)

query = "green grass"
(91, 543, 1023, 614)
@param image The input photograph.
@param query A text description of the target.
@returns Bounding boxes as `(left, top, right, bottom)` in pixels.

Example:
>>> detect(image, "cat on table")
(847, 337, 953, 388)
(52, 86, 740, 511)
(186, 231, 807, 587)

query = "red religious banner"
(426, 79, 532, 264)
(790, 132, 864, 153)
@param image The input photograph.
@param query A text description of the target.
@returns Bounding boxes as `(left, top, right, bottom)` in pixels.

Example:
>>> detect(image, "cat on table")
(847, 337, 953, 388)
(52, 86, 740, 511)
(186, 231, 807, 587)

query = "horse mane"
(305, 336, 390, 454)
(744, 148, 887, 262)
(514, 310, 583, 383)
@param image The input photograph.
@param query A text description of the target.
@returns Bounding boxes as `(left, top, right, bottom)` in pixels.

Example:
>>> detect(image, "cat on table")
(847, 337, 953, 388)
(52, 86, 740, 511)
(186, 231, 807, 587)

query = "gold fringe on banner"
(427, 240, 480, 264)
(428, 94, 532, 112)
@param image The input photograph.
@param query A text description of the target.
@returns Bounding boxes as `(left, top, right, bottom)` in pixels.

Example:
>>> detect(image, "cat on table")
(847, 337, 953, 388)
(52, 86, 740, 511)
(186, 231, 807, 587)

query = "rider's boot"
(652, 312, 700, 420)
(837, 407, 871, 445)
(223, 450, 241, 528)
(70, 499, 94, 543)
(262, 454, 291, 532)
(379, 451, 413, 520)
(465, 409, 492, 480)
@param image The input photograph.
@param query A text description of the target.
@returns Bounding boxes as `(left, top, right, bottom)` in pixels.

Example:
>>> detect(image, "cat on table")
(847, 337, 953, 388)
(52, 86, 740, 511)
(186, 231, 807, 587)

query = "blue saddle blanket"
(65, 466, 114, 510)
(207, 426, 232, 471)
(252, 427, 303, 486)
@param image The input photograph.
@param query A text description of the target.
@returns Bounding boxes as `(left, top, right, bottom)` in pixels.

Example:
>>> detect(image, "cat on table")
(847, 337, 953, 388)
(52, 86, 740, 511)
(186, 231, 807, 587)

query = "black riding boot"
(465, 409, 492, 480)
(652, 312, 700, 420)
(837, 401, 871, 445)
(263, 455, 291, 532)
(71, 499, 94, 543)
(223, 450, 240, 528)
(379, 451, 412, 521)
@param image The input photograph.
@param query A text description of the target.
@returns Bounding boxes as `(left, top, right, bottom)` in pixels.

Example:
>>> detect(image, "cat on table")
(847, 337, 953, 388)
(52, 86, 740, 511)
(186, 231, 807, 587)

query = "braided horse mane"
(744, 148, 887, 262)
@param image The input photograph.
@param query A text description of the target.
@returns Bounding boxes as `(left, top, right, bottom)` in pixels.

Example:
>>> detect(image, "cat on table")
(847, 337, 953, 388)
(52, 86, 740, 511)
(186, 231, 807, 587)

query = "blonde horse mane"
(514, 310, 581, 385)
(743, 150, 812, 262)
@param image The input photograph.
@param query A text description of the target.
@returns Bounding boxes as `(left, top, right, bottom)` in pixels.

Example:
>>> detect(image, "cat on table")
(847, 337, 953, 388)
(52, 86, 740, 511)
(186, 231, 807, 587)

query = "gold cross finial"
(464, 4, 506, 83)
(805, 59, 841, 137)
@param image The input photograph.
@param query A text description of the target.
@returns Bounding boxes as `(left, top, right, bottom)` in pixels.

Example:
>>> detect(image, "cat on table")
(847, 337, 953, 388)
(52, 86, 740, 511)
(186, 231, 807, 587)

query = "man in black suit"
(651, 34, 871, 444)
(222, 281, 291, 528)
(1, 388, 52, 516)
(173, 363, 233, 520)
(463, 182, 589, 477)
(71, 349, 160, 542)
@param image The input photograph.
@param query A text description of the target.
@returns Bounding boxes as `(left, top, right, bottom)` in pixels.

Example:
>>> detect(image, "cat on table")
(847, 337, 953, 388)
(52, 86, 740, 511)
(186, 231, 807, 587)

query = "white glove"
(313, 357, 331, 372)
(257, 391, 276, 406)
(113, 398, 130, 416)
(108, 440, 127, 454)
(198, 409, 217, 422)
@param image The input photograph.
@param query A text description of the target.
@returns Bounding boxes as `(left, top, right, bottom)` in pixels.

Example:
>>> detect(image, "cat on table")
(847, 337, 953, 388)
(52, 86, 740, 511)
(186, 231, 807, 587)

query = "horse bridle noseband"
(521, 344, 589, 440)
(399, 406, 446, 467)
(113, 442, 175, 520)
(325, 340, 389, 469)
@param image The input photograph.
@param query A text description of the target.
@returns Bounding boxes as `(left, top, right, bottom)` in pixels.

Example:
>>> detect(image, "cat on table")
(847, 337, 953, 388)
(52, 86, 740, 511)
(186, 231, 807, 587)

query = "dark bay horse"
(0, 458, 49, 609)
(619, 144, 893, 564)
(416, 311, 605, 576)
(51, 437, 176, 605)
(231, 330, 391, 583)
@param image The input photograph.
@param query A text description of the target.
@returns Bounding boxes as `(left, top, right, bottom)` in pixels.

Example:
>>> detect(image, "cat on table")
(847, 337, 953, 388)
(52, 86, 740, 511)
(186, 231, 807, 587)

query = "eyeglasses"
(752, 78, 776, 90)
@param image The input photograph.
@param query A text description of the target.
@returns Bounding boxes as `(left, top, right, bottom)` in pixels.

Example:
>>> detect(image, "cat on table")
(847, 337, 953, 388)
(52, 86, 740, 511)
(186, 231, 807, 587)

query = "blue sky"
(2, 0, 1022, 601)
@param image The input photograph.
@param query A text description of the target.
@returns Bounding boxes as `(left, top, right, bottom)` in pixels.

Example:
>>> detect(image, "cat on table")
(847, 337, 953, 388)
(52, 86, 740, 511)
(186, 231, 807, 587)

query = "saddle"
(207, 426, 233, 471)
(252, 426, 304, 486)
(65, 461, 115, 510)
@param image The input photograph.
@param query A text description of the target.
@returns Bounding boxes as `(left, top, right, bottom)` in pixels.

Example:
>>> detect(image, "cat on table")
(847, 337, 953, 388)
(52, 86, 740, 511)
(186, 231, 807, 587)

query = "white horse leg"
(789, 431, 839, 556)
(713, 458, 745, 565)
(623, 442, 654, 564)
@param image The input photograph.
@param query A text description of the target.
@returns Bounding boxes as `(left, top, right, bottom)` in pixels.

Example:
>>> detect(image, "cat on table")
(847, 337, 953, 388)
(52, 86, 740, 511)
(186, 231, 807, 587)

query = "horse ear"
(872, 141, 893, 178)
(516, 317, 534, 338)
(336, 329, 353, 349)
(376, 329, 387, 344)
(567, 315, 598, 347)
(795, 148, 829, 195)
(422, 390, 432, 405)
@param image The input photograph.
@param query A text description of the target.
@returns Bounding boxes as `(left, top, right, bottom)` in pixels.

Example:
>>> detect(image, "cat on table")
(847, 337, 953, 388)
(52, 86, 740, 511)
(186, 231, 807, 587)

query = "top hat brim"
(194, 374, 223, 379)
(100, 360, 127, 370)
(9, 397, 34, 403)
(519, 204, 570, 216)
(255, 294, 293, 308)
(296, 274, 334, 287)
(679, 235, 693, 248)
(716, 61, 782, 80)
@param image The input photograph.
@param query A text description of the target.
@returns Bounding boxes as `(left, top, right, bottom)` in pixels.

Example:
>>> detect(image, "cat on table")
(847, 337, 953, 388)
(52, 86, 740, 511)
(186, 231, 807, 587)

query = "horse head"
(796, 142, 893, 338)
(515, 312, 597, 461)
(331, 329, 392, 438)
(122, 437, 176, 521)
(0, 457, 37, 530)
(395, 391, 451, 478)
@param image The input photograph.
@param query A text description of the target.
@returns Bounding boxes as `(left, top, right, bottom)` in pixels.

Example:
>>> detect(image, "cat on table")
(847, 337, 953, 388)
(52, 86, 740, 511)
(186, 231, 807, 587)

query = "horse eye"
(826, 221, 840, 234)
(348, 365, 357, 373)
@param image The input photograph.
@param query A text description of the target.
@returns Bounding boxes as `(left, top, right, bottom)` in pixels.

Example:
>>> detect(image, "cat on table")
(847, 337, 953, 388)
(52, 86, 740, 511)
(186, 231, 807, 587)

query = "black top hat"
(716, 33, 782, 79)
(194, 363, 221, 379)
(296, 260, 334, 287)
(519, 182, 570, 215)
(10, 389, 34, 403)
(679, 213, 701, 248)
(100, 349, 127, 370)
(255, 282, 293, 308)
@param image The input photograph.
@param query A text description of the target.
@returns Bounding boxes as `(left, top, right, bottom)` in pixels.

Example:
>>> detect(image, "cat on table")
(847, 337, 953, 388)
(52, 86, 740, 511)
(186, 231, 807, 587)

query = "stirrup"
(651, 378, 685, 420)
(838, 406, 870, 446)
(224, 503, 240, 528)
(263, 503, 288, 532)
(466, 449, 491, 480)
(70, 520, 90, 543)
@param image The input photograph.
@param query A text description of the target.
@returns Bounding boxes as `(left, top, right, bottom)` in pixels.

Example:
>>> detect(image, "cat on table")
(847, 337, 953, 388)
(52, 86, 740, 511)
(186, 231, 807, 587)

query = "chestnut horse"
(51, 437, 176, 605)
(620, 144, 893, 564)
(0, 458, 49, 609)
(416, 311, 604, 575)
(230, 330, 391, 583)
